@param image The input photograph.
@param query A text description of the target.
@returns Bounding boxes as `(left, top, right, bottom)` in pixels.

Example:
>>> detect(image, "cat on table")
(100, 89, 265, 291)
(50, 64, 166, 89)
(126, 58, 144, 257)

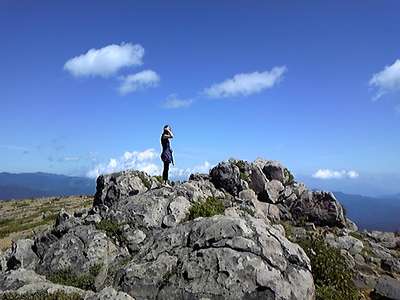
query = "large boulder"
(116, 215, 315, 300)
(0, 268, 134, 299)
(373, 276, 400, 300)
(238, 189, 280, 222)
(325, 234, 364, 255)
(1, 239, 39, 271)
(94, 170, 160, 208)
(255, 159, 294, 186)
(209, 161, 244, 196)
(290, 191, 347, 227)
(0, 268, 89, 297)
(35, 225, 125, 275)
(264, 180, 285, 203)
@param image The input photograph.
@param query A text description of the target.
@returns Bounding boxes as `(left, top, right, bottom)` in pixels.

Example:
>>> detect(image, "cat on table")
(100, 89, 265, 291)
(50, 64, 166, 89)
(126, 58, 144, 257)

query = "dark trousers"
(162, 161, 170, 182)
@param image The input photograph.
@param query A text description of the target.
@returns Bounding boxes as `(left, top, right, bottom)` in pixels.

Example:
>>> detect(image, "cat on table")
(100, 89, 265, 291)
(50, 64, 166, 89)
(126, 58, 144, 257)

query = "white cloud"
(86, 149, 159, 178)
(204, 66, 287, 98)
(63, 156, 80, 162)
(86, 148, 212, 179)
(312, 169, 359, 180)
(119, 70, 160, 94)
(369, 59, 400, 101)
(64, 43, 144, 77)
(170, 161, 212, 178)
(163, 94, 194, 109)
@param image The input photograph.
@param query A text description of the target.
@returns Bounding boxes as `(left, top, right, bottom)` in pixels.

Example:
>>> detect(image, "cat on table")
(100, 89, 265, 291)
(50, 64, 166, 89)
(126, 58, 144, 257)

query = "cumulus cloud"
(312, 169, 360, 180)
(369, 59, 400, 101)
(163, 94, 194, 109)
(86, 148, 211, 179)
(204, 66, 287, 98)
(64, 43, 144, 77)
(119, 70, 160, 94)
(86, 149, 159, 178)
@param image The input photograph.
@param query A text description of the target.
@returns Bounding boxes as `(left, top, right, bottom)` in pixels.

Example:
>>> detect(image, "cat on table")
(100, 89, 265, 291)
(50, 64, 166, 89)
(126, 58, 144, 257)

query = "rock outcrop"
(0, 157, 399, 299)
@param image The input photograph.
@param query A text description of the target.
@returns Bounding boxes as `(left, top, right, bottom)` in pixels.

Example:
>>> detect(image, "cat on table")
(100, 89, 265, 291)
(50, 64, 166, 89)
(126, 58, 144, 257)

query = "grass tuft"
(47, 264, 102, 291)
(188, 197, 225, 220)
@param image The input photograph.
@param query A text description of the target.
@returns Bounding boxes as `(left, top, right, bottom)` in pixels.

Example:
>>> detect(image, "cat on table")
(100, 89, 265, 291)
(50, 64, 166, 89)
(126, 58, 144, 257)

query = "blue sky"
(1, 1, 400, 194)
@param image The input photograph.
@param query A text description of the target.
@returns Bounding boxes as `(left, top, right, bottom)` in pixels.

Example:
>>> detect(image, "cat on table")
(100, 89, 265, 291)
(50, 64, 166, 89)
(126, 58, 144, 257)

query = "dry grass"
(0, 195, 93, 250)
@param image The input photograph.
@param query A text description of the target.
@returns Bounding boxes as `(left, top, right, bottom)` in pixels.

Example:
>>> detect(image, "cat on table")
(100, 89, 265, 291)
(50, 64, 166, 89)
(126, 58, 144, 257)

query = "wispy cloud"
(0, 145, 29, 152)
(369, 59, 400, 101)
(86, 148, 212, 179)
(64, 43, 144, 77)
(312, 169, 359, 180)
(163, 94, 194, 109)
(119, 70, 160, 95)
(204, 66, 287, 98)
(63, 156, 81, 162)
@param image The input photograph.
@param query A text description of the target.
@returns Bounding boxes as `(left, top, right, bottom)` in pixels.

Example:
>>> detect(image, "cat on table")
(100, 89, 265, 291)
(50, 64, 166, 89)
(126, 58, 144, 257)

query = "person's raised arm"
(166, 128, 174, 138)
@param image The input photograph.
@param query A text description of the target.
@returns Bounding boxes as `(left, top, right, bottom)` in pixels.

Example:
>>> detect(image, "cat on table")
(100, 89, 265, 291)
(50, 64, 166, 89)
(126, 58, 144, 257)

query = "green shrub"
(239, 172, 250, 183)
(0, 291, 82, 300)
(153, 175, 163, 184)
(233, 159, 247, 171)
(95, 219, 127, 245)
(280, 221, 294, 241)
(297, 236, 359, 300)
(138, 172, 152, 189)
(188, 197, 225, 220)
(233, 160, 250, 183)
(47, 264, 102, 291)
(284, 168, 295, 185)
(95, 219, 120, 238)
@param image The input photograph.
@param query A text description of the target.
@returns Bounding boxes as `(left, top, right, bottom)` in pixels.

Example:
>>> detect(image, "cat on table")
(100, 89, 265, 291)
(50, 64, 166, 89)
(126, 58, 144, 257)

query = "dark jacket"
(160, 134, 173, 164)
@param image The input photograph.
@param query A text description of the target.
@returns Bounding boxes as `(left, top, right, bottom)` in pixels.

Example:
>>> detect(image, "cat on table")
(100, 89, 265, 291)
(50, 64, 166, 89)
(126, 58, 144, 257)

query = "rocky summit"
(0, 158, 399, 300)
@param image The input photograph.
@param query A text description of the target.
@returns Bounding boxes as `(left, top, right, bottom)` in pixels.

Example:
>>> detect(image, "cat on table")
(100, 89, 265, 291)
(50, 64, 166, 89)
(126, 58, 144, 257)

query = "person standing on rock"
(160, 125, 174, 186)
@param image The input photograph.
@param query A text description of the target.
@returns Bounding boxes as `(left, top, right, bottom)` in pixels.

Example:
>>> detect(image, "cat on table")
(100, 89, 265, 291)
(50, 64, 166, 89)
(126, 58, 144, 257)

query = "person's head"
(163, 125, 171, 134)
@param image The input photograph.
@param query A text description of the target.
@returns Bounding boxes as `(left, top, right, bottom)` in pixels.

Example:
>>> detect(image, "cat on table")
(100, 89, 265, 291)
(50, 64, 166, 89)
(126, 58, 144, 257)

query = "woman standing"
(160, 125, 174, 186)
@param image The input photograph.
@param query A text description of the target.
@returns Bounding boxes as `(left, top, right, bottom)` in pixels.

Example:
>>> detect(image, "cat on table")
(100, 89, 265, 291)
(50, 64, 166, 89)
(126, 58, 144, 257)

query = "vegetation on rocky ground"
(297, 236, 360, 300)
(47, 264, 102, 291)
(233, 160, 250, 183)
(284, 168, 295, 185)
(95, 219, 127, 245)
(137, 172, 152, 189)
(188, 197, 225, 220)
(0, 196, 93, 250)
(0, 291, 83, 300)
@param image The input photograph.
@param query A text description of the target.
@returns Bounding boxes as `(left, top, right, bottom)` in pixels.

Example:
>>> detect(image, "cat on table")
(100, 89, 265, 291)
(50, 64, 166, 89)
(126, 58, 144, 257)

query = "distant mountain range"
(0, 172, 398, 231)
(333, 192, 400, 232)
(0, 172, 95, 200)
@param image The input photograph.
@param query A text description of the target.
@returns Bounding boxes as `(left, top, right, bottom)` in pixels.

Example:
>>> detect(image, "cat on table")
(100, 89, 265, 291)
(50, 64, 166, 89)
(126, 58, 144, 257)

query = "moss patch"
(188, 197, 225, 220)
